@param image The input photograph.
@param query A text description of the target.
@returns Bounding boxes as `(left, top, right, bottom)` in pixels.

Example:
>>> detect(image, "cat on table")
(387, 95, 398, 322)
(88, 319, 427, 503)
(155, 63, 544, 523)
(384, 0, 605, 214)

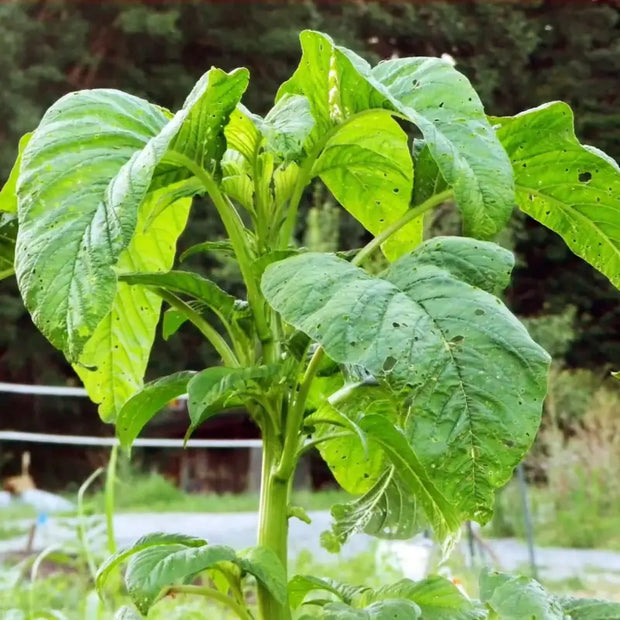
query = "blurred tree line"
(0, 0, 618, 458)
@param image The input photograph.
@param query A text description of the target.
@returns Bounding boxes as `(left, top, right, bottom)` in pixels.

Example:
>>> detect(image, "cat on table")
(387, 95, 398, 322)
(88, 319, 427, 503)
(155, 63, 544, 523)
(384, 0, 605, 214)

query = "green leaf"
(410, 236, 514, 295)
(15, 90, 171, 361)
(116, 371, 195, 449)
(480, 571, 566, 620)
(321, 600, 421, 619)
(225, 105, 262, 162)
(326, 467, 425, 551)
(261, 94, 315, 160)
(357, 577, 486, 620)
(0, 132, 32, 214)
(307, 386, 394, 495)
(119, 270, 236, 325)
(237, 546, 287, 604)
(221, 149, 254, 210)
(280, 30, 514, 239)
(262, 249, 549, 524)
(16, 67, 248, 363)
(493, 101, 620, 289)
(187, 365, 278, 430)
(73, 193, 190, 421)
(0, 213, 17, 281)
(313, 111, 418, 260)
(289, 575, 366, 609)
(125, 543, 237, 613)
(96, 532, 207, 591)
(143, 177, 204, 228)
(359, 415, 460, 541)
(557, 596, 620, 619)
(180, 239, 235, 262)
(372, 57, 514, 239)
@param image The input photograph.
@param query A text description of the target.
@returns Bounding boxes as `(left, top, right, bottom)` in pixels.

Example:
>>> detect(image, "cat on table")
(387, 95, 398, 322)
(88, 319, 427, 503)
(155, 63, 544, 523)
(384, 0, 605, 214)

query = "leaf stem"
(352, 189, 453, 267)
(169, 152, 275, 364)
(276, 346, 325, 480)
(158, 584, 253, 620)
(296, 431, 352, 458)
(155, 288, 239, 367)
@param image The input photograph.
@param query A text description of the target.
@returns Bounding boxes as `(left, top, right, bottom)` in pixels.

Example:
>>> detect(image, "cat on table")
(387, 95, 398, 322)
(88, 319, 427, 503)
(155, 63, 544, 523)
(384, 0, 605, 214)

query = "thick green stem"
(257, 443, 291, 620)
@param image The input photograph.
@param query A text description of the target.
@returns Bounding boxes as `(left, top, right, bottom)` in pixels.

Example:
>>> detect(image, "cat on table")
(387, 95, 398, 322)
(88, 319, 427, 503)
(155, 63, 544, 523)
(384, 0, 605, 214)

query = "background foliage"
(1, 0, 619, 484)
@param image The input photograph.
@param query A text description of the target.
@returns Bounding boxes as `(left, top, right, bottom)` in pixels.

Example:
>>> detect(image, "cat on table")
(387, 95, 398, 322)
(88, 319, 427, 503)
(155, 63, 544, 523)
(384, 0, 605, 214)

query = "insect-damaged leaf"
(493, 101, 620, 289)
(262, 238, 549, 527)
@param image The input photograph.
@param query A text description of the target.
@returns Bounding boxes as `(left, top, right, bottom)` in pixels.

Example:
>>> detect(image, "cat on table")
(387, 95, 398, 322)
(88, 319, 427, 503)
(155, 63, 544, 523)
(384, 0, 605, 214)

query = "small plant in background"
(1, 29, 620, 619)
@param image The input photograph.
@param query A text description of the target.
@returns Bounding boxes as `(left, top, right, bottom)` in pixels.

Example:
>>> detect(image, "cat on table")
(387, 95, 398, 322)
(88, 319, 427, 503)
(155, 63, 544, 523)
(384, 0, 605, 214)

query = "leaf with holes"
(493, 101, 620, 289)
(116, 371, 195, 449)
(262, 243, 549, 525)
(279, 30, 514, 240)
(16, 67, 247, 364)
(313, 111, 419, 260)
(72, 192, 190, 421)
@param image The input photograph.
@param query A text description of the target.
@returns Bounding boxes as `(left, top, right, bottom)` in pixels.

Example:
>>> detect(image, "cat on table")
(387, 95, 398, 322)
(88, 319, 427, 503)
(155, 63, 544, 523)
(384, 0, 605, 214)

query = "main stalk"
(257, 440, 292, 620)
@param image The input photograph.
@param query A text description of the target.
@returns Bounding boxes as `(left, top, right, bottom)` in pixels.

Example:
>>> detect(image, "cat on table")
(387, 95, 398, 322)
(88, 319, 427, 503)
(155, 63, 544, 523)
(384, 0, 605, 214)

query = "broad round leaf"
(262, 242, 549, 525)
(16, 89, 170, 360)
(493, 101, 620, 289)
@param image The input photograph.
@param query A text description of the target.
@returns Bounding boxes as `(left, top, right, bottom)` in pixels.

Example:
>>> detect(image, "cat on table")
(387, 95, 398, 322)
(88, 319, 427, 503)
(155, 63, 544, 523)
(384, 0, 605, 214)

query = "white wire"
(0, 431, 261, 449)
(0, 382, 188, 400)
(0, 382, 257, 449)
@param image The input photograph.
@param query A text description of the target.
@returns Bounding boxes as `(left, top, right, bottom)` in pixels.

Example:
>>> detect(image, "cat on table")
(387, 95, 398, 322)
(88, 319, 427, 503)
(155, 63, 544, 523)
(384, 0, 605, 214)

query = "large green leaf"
(0, 213, 17, 281)
(262, 243, 549, 524)
(279, 30, 514, 240)
(558, 597, 620, 619)
(116, 371, 195, 449)
(73, 192, 190, 421)
(0, 133, 32, 214)
(119, 270, 237, 325)
(480, 572, 566, 620)
(16, 67, 248, 363)
(15, 90, 169, 360)
(187, 365, 278, 431)
(313, 111, 419, 260)
(493, 101, 620, 289)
